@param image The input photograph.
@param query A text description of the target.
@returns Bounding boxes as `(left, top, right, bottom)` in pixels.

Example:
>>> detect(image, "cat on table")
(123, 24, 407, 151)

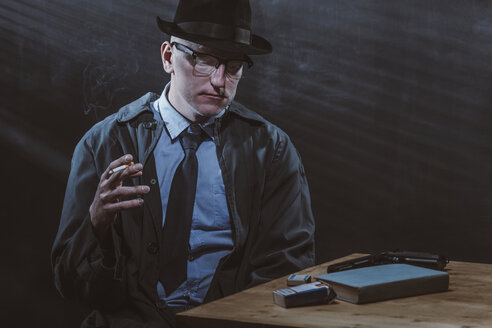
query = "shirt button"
(188, 254, 194, 261)
(150, 178, 157, 185)
(147, 242, 158, 254)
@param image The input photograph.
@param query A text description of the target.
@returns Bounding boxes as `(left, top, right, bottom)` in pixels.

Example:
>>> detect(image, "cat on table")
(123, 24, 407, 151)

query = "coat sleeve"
(246, 130, 315, 287)
(51, 132, 127, 310)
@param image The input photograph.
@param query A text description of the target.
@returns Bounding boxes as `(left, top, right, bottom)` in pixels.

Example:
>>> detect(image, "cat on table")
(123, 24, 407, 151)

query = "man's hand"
(89, 154, 150, 241)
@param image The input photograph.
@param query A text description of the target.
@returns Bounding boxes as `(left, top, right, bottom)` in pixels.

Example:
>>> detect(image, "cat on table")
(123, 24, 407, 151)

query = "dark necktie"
(159, 124, 206, 295)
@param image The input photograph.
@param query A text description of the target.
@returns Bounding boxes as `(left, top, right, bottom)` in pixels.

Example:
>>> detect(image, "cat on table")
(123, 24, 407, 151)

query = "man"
(52, 0, 315, 327)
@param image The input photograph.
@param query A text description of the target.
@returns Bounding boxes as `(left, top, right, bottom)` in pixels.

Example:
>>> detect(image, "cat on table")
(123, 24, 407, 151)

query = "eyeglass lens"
(194, 54, 245, 79)
(174, 43, 246, 80)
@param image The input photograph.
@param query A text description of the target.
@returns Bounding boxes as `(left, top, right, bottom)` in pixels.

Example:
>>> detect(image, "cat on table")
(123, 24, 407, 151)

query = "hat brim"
(156, 17, 272, 55)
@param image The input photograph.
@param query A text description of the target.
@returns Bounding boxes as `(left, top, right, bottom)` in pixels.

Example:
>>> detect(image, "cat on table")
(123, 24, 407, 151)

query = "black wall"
(1, 0, 491, 326)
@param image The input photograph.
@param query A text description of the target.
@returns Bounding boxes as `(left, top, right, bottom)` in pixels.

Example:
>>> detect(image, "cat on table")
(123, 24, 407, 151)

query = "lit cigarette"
(108, 162, 134, 175)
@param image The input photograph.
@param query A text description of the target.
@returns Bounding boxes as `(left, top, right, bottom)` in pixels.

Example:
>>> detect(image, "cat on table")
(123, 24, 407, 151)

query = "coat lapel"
(137, 120, 164, 238)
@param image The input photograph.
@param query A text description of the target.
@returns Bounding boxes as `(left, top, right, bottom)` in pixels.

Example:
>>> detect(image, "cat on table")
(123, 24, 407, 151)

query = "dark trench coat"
(51, 93, 315, 327)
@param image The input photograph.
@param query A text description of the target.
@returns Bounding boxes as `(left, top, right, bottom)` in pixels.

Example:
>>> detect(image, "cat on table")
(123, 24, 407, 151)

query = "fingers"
(90, 194, 145, 240)
(103, 198, 145, 212)
(102, 154, 134, 180)
(91, 155, 148, 239)
(99, 154, 144, 190)
(105, 162, 144, 187)
(100, 185, 150, 204)
(128, 170, 143, 178)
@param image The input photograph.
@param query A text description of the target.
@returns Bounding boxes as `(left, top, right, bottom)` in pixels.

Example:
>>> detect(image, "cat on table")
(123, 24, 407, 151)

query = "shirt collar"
(152, 82, 226, 141)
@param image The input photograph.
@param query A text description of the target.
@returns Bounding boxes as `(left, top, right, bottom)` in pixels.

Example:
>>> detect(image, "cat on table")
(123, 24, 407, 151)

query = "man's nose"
(210, 63, 226, 87)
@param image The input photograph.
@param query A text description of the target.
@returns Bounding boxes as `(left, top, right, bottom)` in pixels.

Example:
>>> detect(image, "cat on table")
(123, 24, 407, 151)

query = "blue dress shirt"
(151, 83, 233, 309)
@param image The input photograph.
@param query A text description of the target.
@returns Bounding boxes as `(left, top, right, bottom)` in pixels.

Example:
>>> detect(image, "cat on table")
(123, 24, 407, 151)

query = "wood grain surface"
(177, 253, 492, 328)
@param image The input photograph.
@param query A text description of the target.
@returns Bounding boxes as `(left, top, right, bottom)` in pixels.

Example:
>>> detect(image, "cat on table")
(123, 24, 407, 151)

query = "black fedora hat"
(156, 0, 272, 55)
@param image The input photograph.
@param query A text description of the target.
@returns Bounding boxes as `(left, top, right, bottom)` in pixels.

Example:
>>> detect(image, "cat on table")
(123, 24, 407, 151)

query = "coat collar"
(116, 92, 159, 123)
(228, 101, 266, 123)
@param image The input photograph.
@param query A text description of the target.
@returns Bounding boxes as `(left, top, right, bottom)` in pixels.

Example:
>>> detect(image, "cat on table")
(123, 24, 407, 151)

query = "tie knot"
(179, 124, 206, 151)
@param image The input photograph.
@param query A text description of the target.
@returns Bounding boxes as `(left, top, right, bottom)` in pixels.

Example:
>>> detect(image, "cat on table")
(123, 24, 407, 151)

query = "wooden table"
(176, 253, 492, 327)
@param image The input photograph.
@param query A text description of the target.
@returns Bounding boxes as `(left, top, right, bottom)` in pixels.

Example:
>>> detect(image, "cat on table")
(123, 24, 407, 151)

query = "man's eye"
(196, 55, 217, 66)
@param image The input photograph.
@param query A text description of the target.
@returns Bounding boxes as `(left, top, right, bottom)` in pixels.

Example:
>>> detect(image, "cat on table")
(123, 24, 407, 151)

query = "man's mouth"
(201, 93, 226, 100)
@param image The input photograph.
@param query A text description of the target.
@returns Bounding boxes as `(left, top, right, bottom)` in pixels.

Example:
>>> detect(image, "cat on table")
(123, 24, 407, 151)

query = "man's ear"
(161, 41, 174, 74)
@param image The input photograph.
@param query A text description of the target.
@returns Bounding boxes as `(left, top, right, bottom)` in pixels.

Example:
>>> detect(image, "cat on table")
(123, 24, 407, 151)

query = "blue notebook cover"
(315, 264, 449, 304)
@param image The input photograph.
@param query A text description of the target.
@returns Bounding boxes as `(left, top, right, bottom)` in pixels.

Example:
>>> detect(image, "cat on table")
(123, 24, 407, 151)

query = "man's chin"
(195, 103, 228, 118)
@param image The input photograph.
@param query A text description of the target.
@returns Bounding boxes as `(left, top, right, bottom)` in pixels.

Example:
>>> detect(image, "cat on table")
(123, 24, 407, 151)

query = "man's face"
(161, 37, 245, 122)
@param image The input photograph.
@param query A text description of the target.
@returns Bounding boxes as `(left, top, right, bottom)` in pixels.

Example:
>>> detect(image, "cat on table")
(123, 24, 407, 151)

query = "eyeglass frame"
(171, 42, 254, 78)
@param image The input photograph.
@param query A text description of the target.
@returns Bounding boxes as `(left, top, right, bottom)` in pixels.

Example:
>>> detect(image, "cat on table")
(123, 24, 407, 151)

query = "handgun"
(327, 251, 449, 273)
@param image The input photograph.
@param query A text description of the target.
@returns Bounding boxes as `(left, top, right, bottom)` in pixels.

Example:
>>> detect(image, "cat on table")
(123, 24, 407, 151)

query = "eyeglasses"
(172, 42, 253, 80)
